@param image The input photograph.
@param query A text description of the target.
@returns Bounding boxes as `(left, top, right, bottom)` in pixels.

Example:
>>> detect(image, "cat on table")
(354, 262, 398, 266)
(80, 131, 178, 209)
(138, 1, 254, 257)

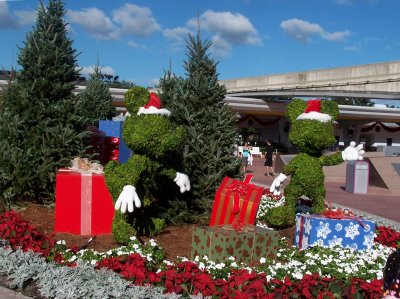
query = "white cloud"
(127, 40, 139, 48)
(322, 30, 351, 41)
(333, 0, 353, 4)
(189, 10, 262, 46)
(112, 3, 160, 37)
(281, 18, 351, 43)
(344, 45, 360, 51)
(211, 35, 232, 58)
(14, 9, 36, 26)
(163, 26, 192, 45)
(67, 8, 119, 40)
(0, 2, 19, 29)
(126, 40, 149, 51)
(80, 65, 115, 76)
(184, 10, 261, 57)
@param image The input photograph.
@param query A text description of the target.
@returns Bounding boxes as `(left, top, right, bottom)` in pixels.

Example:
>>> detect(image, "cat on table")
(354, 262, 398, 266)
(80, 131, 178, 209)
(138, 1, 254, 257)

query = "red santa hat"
(296, 99, 332, 122)
(137, 92, 171, 116)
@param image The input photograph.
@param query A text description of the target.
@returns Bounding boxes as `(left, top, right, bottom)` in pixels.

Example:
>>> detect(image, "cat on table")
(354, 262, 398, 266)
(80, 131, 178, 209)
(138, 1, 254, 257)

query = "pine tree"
(77, 65, 116, 127)
(0, 0, 88, 205)
(159, 34, 242, 217)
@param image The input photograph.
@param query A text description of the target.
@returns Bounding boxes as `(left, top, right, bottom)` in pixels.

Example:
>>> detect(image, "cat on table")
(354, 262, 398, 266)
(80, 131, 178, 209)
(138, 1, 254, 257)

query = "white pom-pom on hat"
(137, 92, 171, 116)
(296, 99, 332, 122)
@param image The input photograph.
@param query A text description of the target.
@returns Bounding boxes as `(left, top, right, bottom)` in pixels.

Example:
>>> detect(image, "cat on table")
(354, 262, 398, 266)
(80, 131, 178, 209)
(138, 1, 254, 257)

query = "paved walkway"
(248, 156, 400, 226)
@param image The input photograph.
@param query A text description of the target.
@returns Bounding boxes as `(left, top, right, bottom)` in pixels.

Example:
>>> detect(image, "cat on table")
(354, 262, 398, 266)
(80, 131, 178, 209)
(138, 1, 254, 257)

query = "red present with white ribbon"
(209, 174, 263, 226)
(54, 158, 114, 235)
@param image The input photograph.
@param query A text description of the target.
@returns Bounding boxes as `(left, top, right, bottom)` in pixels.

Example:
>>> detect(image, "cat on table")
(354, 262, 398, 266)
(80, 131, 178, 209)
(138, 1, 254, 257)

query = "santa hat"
(296, 99, 332, 122)
(137, 92, 171, 116)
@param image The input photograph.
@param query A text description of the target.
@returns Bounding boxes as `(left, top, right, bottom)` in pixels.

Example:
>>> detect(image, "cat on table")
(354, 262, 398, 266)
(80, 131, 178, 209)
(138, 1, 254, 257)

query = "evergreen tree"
(77, 65, 116, 127)
(159, 34, 242, 218)
(0, 0, 88, 206)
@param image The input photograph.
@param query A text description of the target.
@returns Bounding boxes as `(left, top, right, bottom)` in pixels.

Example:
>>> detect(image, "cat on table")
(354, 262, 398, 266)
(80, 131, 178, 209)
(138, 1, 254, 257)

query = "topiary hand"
(174, 172, 191, 193)
(269, 173, 287, 196)
(115, 185, 141, 213)
(342, 141, 365, 161)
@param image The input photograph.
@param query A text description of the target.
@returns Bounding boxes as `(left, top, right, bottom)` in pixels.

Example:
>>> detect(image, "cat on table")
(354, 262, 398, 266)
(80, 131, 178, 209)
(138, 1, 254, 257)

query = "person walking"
(264, 139, 274, 176)
(242, 142, 252, 172)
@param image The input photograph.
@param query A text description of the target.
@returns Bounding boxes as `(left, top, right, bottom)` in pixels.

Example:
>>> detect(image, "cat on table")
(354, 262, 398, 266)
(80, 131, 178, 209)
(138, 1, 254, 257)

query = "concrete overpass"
(221, 60, 400, 100)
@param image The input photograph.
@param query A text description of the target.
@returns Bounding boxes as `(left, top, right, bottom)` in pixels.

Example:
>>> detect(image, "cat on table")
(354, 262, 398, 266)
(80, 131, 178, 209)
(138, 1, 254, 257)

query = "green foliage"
(266, 100, 343, 228)
(332, 97, 374, 106)
(112, 213, 136, 244)
(286, 98, 307, 123)
(124, 86, 150, 114)
(321, 100, 339, 120)
(77, 65, 116, 127)
(123, 115, 186, 159)
(158, 34, 242, 218)
(289, 120, 336, 156)
(0, 0, 88, 205)
(264, 206, 295, 229)
(105, 87, 188, 241)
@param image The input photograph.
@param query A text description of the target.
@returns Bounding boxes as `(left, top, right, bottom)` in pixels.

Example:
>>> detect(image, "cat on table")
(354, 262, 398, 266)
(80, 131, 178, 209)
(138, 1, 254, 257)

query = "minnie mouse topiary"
(104, 86, 190, 243)
(265, 99, 364, 228)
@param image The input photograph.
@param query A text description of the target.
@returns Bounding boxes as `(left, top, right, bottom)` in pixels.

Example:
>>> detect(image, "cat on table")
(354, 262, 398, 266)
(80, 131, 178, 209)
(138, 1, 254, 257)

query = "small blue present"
(99, 120, 132, 164)
(294, 213, 375, 251)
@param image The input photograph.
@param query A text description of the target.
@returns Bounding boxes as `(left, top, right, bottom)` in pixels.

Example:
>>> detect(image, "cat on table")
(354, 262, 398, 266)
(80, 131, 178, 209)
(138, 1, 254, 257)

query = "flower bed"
(0, 203, 399, 298)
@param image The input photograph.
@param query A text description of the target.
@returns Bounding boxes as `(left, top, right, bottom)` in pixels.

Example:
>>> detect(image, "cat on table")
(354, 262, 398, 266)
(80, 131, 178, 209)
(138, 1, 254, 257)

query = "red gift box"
(54, 169, 114, 235)
(209, 175, 263, 226)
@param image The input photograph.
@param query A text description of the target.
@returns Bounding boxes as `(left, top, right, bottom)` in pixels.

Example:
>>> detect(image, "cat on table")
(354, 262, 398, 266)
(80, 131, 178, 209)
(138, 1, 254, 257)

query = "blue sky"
(1, 0, 399, 92)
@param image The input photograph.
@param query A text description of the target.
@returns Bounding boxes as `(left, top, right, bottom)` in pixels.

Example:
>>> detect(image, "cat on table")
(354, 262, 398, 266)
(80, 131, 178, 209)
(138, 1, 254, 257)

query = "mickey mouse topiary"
(104, 86, 190, 243)
(266, 99, 364, 229)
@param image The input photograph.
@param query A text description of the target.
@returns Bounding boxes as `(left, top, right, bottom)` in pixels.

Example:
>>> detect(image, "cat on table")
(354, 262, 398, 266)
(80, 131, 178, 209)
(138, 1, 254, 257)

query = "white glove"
(342, 141, 365, 161)
(115, 185, 141, 213)
(269, 173, 287, 196)
(174, 172, 191, 193)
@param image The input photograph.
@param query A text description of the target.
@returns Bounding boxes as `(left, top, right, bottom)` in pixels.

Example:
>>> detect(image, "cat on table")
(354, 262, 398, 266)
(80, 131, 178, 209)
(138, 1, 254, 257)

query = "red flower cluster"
(97, 257, 385, 298)
(263, 188, 284, 200)
(0, 210, 54, 256)
(375, 225, 400, 248)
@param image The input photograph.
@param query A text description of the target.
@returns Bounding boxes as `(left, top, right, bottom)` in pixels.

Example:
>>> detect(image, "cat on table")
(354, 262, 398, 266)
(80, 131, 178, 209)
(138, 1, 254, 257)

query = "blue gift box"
(99, 120, 132, 164)
(294, 213, 375, 251)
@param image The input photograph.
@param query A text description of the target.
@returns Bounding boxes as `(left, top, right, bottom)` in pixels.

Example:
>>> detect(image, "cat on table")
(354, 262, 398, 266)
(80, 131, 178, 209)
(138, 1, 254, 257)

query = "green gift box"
(191, 226, 279, 264)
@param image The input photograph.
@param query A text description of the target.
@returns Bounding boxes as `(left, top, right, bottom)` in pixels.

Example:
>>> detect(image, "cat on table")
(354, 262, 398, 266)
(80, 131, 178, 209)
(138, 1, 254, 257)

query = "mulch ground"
(14, 203, 296, 262)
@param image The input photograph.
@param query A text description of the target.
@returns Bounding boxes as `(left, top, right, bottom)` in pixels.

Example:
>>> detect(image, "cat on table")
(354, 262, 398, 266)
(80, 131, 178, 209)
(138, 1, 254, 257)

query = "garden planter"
(295, 213, 375, 250)
(191, 226, 279, 264)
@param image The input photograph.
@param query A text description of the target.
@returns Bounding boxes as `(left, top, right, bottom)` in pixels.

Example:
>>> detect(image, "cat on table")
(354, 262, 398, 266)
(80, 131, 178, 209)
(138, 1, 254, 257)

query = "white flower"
(215, 263, 225, 270)
(129, 236, 137, 241)
(56, 240, 66, 245)
(260, 257, 266, 264)
(198, 262, 205, 271)
(90, 260, 96, 266)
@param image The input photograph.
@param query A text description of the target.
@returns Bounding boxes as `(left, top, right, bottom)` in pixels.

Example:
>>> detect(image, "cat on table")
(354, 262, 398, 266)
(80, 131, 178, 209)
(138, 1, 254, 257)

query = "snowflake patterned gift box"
(191, 226, 279, 264)
(294, 214, 375, 250)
